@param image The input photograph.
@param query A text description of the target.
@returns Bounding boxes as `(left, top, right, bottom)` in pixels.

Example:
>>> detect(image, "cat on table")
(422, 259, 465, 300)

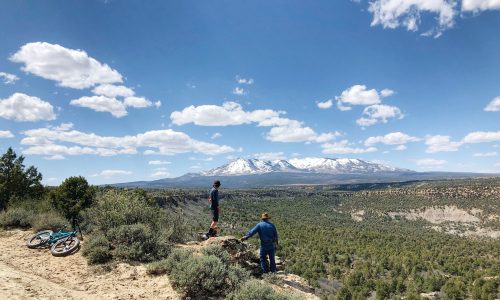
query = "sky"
(0, 0, 499, 185)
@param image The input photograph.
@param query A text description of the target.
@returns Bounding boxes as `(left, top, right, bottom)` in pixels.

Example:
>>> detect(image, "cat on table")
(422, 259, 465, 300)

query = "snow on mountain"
(201, 157, 409, 176)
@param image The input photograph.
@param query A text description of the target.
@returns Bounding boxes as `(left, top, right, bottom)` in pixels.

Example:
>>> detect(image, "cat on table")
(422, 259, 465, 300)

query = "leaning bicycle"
(26, 224, 81, 257)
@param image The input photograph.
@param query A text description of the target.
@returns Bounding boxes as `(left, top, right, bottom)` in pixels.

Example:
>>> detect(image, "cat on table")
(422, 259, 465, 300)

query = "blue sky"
(0, 0, 499, 184)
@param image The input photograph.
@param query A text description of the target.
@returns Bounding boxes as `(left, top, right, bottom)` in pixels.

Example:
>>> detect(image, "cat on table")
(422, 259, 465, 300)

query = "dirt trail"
(0, 229, 180, 300)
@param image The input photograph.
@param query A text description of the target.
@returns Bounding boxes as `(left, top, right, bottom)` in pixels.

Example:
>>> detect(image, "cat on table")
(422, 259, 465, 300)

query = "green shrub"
(109, 223, 171, 262)
(0, 207, 35, 228)
(81, 190, 174, 264)
(226, 264, 252, 292)
(202, 244, 232, 265)
(82, 234, 113, 265)
(31, 211, 70, 232)
(227, 279, 302, 300)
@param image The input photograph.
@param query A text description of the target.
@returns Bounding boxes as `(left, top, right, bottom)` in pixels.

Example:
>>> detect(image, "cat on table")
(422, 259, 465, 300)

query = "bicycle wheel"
(50, 236, 80, 257)
(26, 230, 53, 248)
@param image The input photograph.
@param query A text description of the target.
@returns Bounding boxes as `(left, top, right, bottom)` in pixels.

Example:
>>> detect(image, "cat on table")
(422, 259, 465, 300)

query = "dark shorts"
(211, 208, 219, 222)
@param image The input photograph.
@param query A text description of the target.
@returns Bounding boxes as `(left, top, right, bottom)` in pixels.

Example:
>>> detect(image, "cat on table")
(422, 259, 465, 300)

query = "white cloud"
(171, 102, 337, 143)
(462, 131, 500, 143)
(92, 84, 135, 98)
(154, 101, 162, 109)
(148, 160, 171, 165)
(232, 87, 247, 95)
(123, 96, 152, 108)
(236, 76, 254, 85)
(0, 130, 14, 138)
(496, 162, 500, 167)
(211, 132, 222, 139)
(365, 132, 419, 146)
(44, 155, 66, 160)
(0, 93, 56, 122)
(317, 99, 333, 109)
(322, 140, 377, 154)
(484, 97, 500, 112)
(94, 169, 132, 178)
(394, 145, 407, 151)
(473, 152, 497, 157)
(416, 158, 447, 167)
(10, 42, 122, 89)
(336, 85, 393, 110)
(153, 167, 168, 171)
(425, 135, 462, 153)
(151, 171, 170, 177)
(462, 0, 500, 12)
(368, 0, 456, 37)
(254, 152, 287, 161)
(356, 104, 404, 127)
(70, 96, 127, 118)
(21, 124, 235, 157)
(0, 72, 19, 84)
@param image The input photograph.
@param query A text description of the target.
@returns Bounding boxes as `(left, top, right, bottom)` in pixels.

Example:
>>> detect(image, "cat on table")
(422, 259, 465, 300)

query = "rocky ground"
(0, 229, 318, 300)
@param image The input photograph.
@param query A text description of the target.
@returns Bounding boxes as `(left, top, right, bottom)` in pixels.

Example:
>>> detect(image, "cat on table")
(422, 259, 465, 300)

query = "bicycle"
(26, 222, 82, 257)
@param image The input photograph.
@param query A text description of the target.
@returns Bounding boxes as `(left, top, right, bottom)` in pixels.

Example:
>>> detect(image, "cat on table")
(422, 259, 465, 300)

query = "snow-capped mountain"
(201, 157, 409, 176)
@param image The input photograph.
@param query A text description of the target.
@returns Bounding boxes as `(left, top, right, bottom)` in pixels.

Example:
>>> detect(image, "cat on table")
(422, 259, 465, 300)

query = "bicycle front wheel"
(26, 230, 53, 248)
(50, 236, 80, 256)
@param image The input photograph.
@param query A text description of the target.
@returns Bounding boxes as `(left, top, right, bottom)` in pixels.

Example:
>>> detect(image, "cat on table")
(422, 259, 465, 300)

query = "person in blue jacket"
(205, 180, 221, 238)
(241, 212, 279, 273)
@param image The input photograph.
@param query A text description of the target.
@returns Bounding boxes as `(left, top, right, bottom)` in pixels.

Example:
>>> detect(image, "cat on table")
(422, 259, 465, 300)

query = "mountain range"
(111, 157, 495, 188)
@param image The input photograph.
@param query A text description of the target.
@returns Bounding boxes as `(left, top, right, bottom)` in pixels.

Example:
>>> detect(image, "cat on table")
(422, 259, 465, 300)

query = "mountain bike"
(26, 223, 81, 257)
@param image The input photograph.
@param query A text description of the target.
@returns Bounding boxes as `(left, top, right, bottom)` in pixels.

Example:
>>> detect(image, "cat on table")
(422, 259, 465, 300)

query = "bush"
(31, 211, 70, 232)
(81, 190, 174, 264)
(202, 244, 232, 265)
(109, 223, 171, 262)
(0, 207, 35, 228)
(82, 234, 113, 265)
(228, 280, 302, 300)
(160, 249, 251, 298)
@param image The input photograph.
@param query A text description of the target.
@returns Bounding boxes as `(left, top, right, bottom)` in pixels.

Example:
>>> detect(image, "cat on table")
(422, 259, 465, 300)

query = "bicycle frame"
(46, 229, 77, 246)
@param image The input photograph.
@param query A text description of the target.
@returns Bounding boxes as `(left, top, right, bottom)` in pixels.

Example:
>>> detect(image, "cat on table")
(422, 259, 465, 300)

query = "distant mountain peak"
(200, 157, 409, 176)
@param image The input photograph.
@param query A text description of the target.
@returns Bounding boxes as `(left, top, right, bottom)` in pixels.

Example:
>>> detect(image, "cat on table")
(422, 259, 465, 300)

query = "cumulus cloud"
(473, 152, 497, 157)
(154, 101, 162, 109)
(0, 93, 56, 122)
(336, 85, 393, 111)
(365, 132, 420, 146)
(236, 76, 254, 85)
(171, 102, 337, 143)
(151, 171, 170, 177)
(317, 99, 333, 109)
(0, 72, 19, 84)
(484, 97, 500, 112)
(21, 124, 235, 158)
(462, 0, 500, 12)
(44, 155, 65, 160)
(148, 160, 171, 165)
(425, 135, 462, 153)
(416, 158, 447, 167)
(0, 130, 14, 138)
(356, 104, 404, 127)
(92, 84, 135, 98)
(462, 131, 500, 143)
(232, 87, 247, 95)
(253, 152, 287, 161)
(211, 132, 222, 139)
(123, 96, 152, 108)
(10, 42, 122, 89)
(70, 96, 127, 118)
(368, 0, 456, 37)
(322, 140, 377, 154)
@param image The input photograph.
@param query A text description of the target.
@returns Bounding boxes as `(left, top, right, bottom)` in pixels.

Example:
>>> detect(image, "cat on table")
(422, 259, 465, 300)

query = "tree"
(50, 176, 95, 220)
(0, 147, 44, 210)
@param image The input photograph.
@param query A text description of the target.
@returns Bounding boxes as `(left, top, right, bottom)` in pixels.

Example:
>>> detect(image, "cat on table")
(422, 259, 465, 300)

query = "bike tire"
(50, 236, 80, 257)
(26, 230, 53, 249)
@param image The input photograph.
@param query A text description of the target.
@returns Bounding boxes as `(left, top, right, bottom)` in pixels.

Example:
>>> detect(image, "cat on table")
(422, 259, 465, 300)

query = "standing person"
(241, 212, 279, 273)
(205, 180, 221, 238)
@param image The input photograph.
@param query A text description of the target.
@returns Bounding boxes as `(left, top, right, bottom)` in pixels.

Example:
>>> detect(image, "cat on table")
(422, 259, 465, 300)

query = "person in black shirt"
(206, 180, 221, 238)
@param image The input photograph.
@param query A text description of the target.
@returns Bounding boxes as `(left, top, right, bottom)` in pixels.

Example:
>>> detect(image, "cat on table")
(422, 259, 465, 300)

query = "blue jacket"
(245, 220, 278, 249)
(209, 187, 219, 210)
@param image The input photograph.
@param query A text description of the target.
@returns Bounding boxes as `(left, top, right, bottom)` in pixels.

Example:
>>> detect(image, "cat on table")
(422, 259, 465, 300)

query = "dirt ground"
(0, 229, 180, 300)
